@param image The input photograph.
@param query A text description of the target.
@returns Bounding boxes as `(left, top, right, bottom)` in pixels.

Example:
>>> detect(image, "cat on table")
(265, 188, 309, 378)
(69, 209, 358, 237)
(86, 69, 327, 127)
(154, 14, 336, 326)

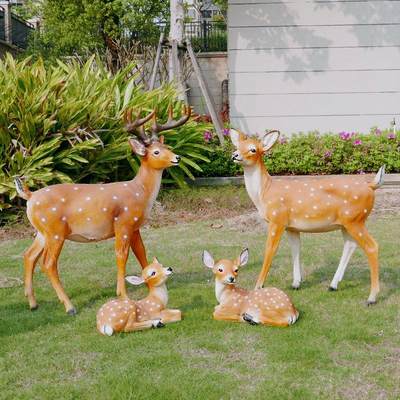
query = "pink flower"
(339, 131, 351, 141)
(353, 139, 362, 146)
(223, 128, 230, 136)
(358, 169, 365, 174)
(279, 136, 288, 144)
(374, 128, 382, 136)
(203, 131, 213, 142)
(324, 150, 332, 158)
(387, 132, 396, 140)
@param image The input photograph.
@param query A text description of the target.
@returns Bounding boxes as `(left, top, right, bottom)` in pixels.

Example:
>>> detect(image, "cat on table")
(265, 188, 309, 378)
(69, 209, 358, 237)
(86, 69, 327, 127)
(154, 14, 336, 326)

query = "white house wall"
(228, 0, 400, 134)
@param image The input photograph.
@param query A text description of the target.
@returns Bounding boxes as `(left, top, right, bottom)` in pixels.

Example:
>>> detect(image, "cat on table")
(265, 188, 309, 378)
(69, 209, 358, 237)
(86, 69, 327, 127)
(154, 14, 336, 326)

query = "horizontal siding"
(229, 25, 400, 49)
(230, 2, 400, 26)
(229, 47, 400, 72)
(230, 70, 400, 94)
(228, 0, 400, 133)
(231, 93, 400, 116)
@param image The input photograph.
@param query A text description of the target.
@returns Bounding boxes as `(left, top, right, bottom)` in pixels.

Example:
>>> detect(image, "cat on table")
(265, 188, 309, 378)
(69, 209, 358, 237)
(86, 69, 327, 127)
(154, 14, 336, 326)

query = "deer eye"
(249, 148, 256, 153)
(234, 269, 238, 273)
(150, 271, 156, 276)
(153, 150, 160, 156)
(218, 266, 224, 272)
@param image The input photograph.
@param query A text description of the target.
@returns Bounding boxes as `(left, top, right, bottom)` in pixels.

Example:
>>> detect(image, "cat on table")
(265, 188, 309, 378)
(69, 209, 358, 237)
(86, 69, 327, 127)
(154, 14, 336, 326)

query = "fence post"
(0, 1, 12, 44)
(202, 20, 208, 52)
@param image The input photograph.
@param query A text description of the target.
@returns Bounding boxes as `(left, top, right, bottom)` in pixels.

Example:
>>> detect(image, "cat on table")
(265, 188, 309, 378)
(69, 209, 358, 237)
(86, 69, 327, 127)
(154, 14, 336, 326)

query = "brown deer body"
(97, 258, 181, 335)
(203, 249, 299, 327)
(230, 129, 384, 304)
(16, 106, 191, 314)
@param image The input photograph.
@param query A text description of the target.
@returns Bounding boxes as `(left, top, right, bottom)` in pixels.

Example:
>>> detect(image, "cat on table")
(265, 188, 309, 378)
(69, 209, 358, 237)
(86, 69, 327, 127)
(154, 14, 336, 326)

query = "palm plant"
(0, 54, 210, 211)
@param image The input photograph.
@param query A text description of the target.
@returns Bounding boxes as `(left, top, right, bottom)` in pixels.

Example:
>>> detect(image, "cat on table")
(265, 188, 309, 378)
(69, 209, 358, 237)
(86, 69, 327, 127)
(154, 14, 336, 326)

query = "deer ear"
(229, 129, 241, 147)
(202, 250, 215, 269)
(238, 248, 249, 267)
(262, 130, 280, 153)
(159, 135, 165, 144)
(128, 138, 146, 156)
(125, 275, 145, 286)
(152, 257, 160, 264)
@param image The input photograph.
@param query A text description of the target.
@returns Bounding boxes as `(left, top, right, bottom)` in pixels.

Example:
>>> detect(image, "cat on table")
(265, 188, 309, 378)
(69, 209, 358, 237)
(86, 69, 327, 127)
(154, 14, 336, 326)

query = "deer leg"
(287, 230, 303, 289)
(23, 232, 45, 310)
(115, 230, 131, 298)
(255, 223, 285, 289)
(130, 230, 148, 268)
(343, 223, 379, 305)
(42, 236, 75, 314)
(329, 231, 357, 291)
(160, 309, 182, 324)
(124, 319, 163, 332)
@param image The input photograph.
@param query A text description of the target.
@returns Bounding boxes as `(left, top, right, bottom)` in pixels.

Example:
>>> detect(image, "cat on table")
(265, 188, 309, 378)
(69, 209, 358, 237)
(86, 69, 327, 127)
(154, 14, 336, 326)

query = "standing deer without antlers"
(230, 129, 385, 305)
(15, 105, 191, 315)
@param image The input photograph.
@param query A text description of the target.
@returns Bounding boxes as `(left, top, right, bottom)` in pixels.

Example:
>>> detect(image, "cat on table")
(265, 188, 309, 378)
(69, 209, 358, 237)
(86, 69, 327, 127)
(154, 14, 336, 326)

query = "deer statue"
(230, 129, 385, 305)
(15, 105, 191, 315)
(202, 248, 299, 326)
(97, 257, 181, 336)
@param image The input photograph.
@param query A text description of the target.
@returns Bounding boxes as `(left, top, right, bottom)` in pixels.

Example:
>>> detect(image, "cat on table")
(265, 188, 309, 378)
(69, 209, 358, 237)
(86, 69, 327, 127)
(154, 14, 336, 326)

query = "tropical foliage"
(0, 54, 210, 210)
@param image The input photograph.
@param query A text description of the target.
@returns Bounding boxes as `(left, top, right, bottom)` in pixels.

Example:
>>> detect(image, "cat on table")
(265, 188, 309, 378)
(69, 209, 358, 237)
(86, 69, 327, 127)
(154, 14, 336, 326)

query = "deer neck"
(215, 281, 243, 304)
(243, 159, 271, 214)
(133, 162, 163, 217)
(148, 283, 168, 307)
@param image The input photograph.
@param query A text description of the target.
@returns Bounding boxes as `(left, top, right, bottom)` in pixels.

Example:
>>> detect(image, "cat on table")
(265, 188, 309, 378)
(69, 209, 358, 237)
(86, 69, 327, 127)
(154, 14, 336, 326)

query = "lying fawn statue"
(97, 258, 181, 335)
(203, 248, 299, 327)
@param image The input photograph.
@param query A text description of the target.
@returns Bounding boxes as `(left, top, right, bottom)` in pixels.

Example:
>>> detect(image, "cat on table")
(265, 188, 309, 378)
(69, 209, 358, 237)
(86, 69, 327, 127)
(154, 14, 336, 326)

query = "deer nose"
(175, 155, 181, 162)
(232, 151, 239, 160)
(228, 276, 235, 283)
(167, 267, 173, 272)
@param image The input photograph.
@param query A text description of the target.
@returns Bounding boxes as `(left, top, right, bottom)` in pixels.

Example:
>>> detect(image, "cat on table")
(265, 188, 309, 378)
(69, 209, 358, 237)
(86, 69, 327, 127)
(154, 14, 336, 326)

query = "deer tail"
(14, 177, 32, 200)
(369, 165, 385, 190)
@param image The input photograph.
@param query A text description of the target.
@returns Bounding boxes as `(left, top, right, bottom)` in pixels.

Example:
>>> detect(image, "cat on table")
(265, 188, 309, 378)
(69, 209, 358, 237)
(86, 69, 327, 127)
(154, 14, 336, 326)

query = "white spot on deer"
(86, 196, 91, 201)
(100, 187, 105, 191)
(313, 205, 318, 210)
(285, 185, 289, 189)
(272, 211, 277, 216)
(298, 200, 302, 204)
(78, 208, 83, 212)
(136, 193, 140, 197)
(54, 235, 59, 240)
(304, 183, 308, 186)
(364, 209, 368, 213)
(345, 211, 349, 215)
(359, 232, 363, 237)
(290, 208, 294, 212)
(51, 207, 57, 212)
(114, 217, 118, 221)
(102, 207, 107, 212)
(353, 195, 358, 200)
(120, 319, 124, 323)
(280, 197, 284, 201)
(327, 202, 331, 206)
(45, 188, 50, 192)
(319, 185, 323, 189)
(113, 196, 118, 200)
(123, 234, 128, 240)
(36, 201, 40, 205)
(41, 217, 46, 223)
(61, 198, 65, 203)
(133, 217, 138, 222)
(73, 187, 79, 191)
(305, 215, 309, 218)
(123, 183, 128, 187)
(86, 217, 91, 221)
(310, 187, 315, 191)
(61, 216, 67, 221)
(271, 232, 276, 236)
(344, 200, 348, 204)
(124, 206, 129, 212)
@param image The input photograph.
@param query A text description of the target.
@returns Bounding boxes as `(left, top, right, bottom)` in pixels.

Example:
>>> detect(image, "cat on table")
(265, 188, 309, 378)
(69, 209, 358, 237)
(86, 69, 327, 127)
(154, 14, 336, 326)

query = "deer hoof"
(291, 285, 300, 290)
(243, 313, 258, 325)
(328, 286, 337, 292)
(366, 300, 377, 307)
(30, 304, 39, 311)
(67, 307, 77, 316)
(156, 321, 165, 328)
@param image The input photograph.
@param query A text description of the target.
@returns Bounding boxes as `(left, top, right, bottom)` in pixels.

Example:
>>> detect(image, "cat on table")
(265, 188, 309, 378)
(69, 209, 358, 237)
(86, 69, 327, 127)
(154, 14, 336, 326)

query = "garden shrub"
(197, 129, 399, 177)
(0, 54, 210, 210)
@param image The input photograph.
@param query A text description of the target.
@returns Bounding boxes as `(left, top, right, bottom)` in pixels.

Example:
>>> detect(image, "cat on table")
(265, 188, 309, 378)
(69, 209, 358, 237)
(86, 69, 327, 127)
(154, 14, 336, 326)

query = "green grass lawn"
(0, 214, 399, 399)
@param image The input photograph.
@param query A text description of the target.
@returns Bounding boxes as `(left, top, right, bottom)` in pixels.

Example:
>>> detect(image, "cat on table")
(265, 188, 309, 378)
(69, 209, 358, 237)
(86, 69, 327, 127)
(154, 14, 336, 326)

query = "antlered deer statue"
(230, 129, 385, 305)
(15, 106, 191, 315)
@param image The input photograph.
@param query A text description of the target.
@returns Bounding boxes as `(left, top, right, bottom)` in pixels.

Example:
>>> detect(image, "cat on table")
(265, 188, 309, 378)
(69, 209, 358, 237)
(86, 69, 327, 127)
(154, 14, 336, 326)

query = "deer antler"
(151, 104, 192, 140)
(124, 108, 155, 145)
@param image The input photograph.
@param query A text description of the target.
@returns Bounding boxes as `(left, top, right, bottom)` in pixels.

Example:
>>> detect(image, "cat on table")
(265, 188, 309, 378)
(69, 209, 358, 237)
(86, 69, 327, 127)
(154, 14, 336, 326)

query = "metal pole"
(149, 29, 165, 91)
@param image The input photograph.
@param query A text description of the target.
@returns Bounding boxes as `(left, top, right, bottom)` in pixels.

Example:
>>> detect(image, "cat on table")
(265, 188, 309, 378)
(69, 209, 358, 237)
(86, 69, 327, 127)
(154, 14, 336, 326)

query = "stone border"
(187, 174, 400, 187)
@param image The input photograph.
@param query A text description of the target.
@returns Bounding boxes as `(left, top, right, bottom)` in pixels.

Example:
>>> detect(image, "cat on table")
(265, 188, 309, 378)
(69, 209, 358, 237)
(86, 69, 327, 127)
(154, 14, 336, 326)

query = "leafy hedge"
(196, 129, 400, 177)
(0, 54, 210, 210)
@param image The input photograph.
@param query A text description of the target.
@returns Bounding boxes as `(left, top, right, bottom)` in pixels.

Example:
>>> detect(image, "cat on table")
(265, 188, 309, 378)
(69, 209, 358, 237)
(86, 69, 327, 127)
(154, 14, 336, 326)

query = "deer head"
(202, 248, 249, 285)
(230, 129, 280, 167)
(124, 105, 192, 170)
